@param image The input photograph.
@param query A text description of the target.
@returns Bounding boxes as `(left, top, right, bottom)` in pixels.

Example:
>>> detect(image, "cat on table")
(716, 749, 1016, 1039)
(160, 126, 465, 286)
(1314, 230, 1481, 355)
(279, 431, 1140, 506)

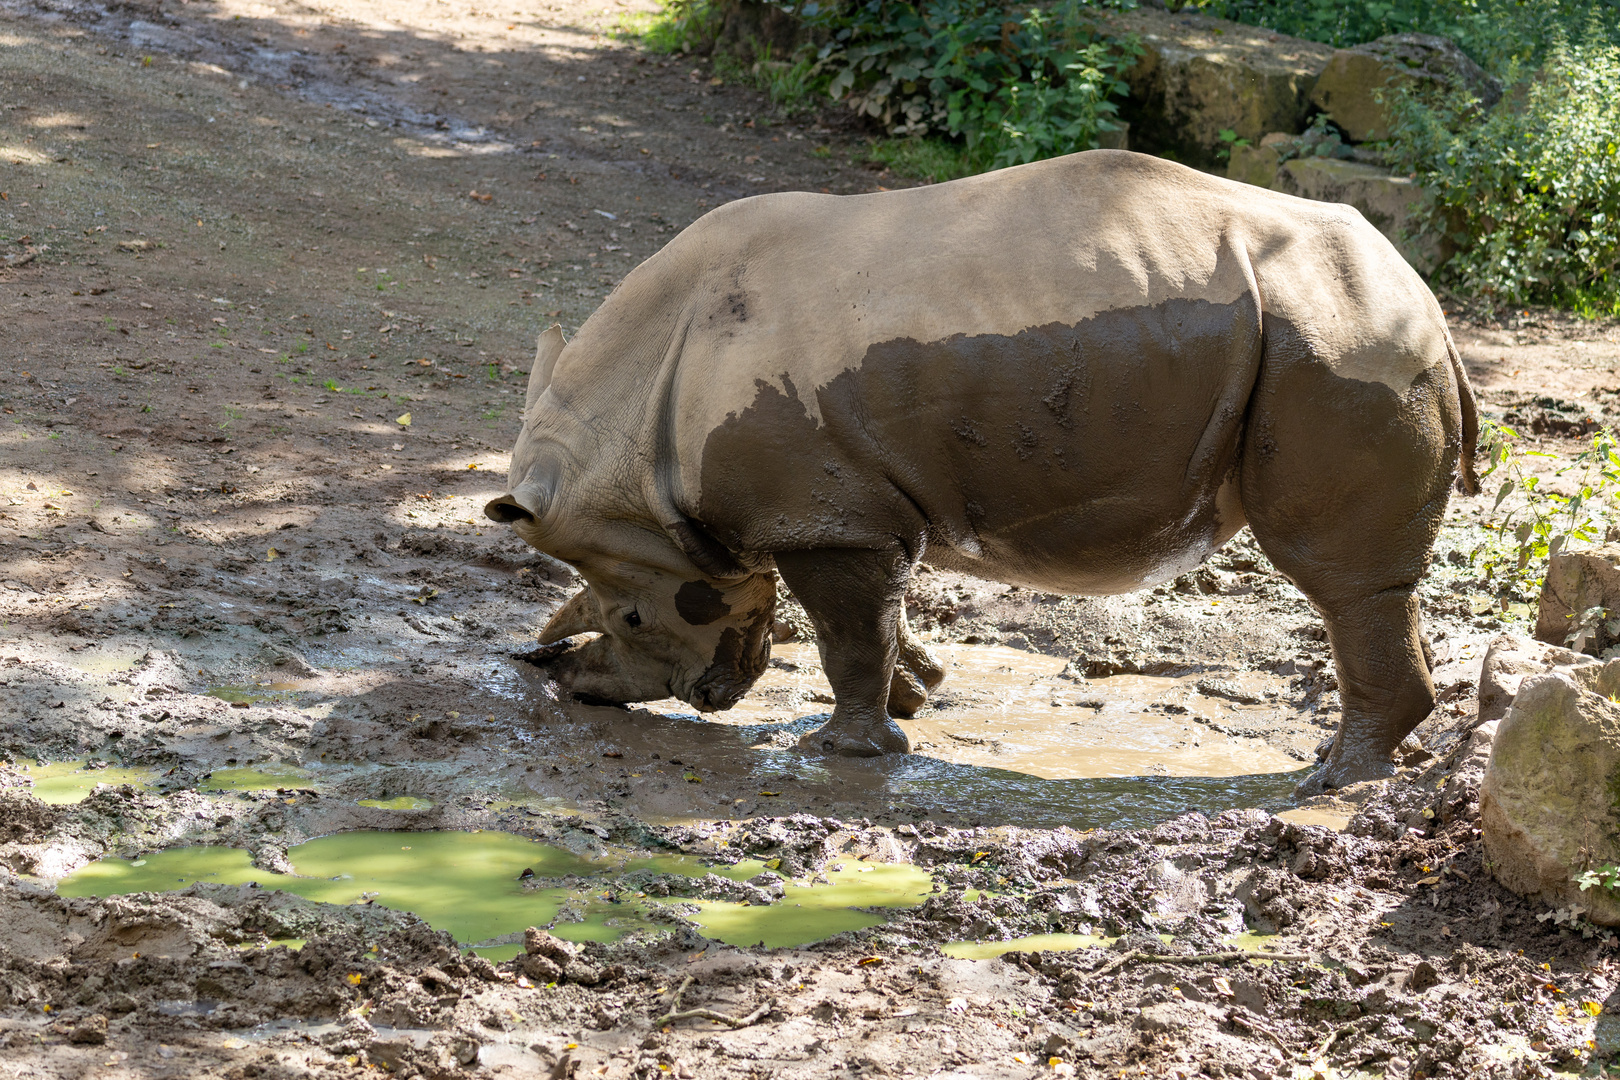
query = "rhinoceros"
(485, 150, 1478, 790)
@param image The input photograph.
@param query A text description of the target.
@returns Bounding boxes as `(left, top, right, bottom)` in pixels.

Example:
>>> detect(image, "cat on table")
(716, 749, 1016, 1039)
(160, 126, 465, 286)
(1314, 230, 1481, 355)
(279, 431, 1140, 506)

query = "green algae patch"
(204, 683, 305, 705)
(357, 796, 435, 811)
(941, 933, 1113, 960)
(201, 766, 310, 792)
(20, 761, 161, 804)
(683, 862, 936, 948)
(55, 831, 937, 954)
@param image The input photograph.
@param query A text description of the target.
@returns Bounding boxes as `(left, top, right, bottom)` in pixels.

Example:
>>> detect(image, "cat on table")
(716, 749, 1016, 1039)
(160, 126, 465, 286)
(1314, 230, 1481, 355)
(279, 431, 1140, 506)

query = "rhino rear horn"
(526, 324, 567, 415)
(539, 587, 603, 644)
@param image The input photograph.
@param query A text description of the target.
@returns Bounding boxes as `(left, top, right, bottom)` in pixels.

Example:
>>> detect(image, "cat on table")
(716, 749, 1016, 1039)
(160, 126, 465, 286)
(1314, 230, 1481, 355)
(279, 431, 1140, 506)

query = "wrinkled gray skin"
(486, 151, 1478, 791)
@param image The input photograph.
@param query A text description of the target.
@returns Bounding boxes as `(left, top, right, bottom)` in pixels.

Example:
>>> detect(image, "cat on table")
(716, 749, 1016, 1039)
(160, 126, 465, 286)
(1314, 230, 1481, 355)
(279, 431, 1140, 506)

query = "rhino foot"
(798, 715, 911, 757)
(1295, 754, 1398, 797)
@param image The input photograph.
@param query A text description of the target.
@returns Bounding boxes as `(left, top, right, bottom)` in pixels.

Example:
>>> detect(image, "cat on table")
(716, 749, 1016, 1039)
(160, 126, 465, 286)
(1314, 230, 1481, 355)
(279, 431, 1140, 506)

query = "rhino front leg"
(776, 546, 914, 756)
(888, 605, 945, 718)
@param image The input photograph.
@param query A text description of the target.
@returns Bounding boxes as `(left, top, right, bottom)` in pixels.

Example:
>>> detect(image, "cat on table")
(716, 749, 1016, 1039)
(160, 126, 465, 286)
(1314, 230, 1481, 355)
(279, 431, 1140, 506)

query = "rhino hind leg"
(776, 546, 916, 756)
(1240, 345, 1458, 791)
(888, 607, 946, 718)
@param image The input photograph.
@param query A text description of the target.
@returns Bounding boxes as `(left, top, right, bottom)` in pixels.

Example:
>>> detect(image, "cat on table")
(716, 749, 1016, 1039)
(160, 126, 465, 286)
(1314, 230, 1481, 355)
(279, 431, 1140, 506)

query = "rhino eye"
(624, 610, 642, 628)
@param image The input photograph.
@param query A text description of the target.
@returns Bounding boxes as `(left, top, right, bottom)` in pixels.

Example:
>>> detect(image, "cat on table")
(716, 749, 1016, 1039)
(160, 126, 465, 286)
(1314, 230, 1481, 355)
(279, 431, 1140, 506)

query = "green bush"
(1182, 0, 1618, 65)
(1383, 34, 1620, 313)
(624, 0, 1140, 173)
(803, 0, 1139, 169)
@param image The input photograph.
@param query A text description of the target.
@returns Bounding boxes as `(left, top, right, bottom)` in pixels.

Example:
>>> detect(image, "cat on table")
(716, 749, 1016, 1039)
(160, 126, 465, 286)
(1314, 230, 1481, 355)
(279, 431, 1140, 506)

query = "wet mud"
(3, 0, 1620, 1073)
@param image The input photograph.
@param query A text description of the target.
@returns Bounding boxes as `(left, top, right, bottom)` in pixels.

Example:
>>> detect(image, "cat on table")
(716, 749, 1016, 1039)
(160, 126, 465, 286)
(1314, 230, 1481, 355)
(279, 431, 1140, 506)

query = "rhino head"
(484, 325, 776, 712)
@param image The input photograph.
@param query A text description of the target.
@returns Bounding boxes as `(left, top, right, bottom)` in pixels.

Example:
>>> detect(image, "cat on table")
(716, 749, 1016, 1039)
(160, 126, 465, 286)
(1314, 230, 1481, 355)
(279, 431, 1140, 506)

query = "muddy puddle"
(15, 760, 163, 804)
(615, 641, 1313, 829)
(54, 830, 939, 958)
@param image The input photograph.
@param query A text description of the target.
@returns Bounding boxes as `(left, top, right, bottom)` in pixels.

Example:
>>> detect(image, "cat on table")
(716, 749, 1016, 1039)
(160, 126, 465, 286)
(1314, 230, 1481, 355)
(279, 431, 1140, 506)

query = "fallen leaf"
(346, 973, 363, 985)
(757, 790, 780, 797)
(682, 771, 701, 783)
(763, 858, 782, 870)
(412, 588, 440, 605)
(857, 956, 883, 966)
(395, 412, 412, 426)
(265, 547, 279, 561)
(1414, 876, 1441, 886)
(1582, 1000, 1604, 1016)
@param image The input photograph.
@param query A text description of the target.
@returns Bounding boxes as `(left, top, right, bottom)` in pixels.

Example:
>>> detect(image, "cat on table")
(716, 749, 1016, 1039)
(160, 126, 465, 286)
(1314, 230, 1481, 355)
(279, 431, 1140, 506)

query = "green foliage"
(616, 0, 724, 53)
(1578, 863, 1620, 892)
(1382, 35, 1620, 312)
(803, 0, 1140, 169)
(1473, 421, 1620, 598)
(1181, 0, 1619, 63)
(868, 135, 977, 182)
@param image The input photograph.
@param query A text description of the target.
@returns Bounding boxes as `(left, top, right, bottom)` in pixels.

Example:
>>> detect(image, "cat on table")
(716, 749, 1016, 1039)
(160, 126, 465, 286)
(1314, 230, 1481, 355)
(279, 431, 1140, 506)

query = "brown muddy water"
(619, 641, 1314, 831)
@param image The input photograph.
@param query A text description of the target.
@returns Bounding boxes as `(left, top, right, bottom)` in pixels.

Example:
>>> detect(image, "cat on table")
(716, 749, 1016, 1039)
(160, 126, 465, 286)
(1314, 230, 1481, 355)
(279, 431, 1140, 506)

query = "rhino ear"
(526, 324, 567, 414)
(539, 587, 603, 644)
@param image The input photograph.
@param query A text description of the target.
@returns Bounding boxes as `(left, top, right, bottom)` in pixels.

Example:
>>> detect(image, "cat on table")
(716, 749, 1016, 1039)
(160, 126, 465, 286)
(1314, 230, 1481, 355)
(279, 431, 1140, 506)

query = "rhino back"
(555, 151, 1449, 591)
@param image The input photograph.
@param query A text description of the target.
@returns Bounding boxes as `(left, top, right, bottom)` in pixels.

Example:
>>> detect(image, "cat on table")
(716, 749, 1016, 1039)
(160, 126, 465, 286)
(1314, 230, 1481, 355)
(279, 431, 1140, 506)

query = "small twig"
(2, 250, 37, 269)
(658, 997, 776, 1029)
(1228, 1009, 1290, 1053)
(652, 976, 775, 1030)
(1090, 949, 1312, 979)
(1313, 1021, 1356, 1060)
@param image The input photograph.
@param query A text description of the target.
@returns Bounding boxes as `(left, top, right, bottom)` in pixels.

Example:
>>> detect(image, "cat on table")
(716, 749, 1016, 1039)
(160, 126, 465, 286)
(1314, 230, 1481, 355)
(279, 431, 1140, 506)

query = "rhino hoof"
(797, 718, 911, 757)
(1295, 754, 1398, 797)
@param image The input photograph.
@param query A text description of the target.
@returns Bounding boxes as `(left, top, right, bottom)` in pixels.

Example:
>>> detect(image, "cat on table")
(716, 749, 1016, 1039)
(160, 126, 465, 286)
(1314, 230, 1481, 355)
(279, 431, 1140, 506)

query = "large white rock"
(1535, 545, 1620, 653)
(1309, 33, 1502, 143)
(1096, 7, 1333, 169)
(1480, 664, 1620, 925)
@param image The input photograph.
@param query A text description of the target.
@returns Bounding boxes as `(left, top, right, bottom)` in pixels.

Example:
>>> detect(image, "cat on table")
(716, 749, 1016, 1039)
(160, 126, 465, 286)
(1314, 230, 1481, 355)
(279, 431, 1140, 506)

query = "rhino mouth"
(686, 610, 774, 713)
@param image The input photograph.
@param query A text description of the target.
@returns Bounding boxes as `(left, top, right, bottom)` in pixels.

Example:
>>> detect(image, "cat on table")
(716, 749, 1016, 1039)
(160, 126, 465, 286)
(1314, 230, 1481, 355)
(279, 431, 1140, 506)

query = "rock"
(521, 953, 563, 984)
(1535, 546, 1620, 654)
(563, 959, 604, 986)
(1096, 7, 1334, 169)
(1480, 666, 1620, 925)
(0, 791, 59, 844)
(524, 927, 577, 963)
(1310, 33, 1502, 143)
(1271, 157, 1447, 274)
(1226, 136, 1289, 189)
(68, 1014, 108, 1045)
(1477, 633, 1593, 725)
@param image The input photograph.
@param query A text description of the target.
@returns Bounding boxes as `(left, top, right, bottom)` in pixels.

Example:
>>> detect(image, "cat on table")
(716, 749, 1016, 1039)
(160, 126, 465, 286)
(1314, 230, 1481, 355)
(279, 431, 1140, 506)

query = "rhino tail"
(1447, 335, 1480, 495)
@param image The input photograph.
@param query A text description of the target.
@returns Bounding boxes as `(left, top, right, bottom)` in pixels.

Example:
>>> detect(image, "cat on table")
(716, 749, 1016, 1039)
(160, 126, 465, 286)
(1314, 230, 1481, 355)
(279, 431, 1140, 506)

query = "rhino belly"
(694, 295, 1260, 592)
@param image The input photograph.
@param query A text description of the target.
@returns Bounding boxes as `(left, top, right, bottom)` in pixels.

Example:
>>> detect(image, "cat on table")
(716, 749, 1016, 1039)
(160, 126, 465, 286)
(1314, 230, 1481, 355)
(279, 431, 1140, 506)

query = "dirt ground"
(4, 0, 1620, 1075)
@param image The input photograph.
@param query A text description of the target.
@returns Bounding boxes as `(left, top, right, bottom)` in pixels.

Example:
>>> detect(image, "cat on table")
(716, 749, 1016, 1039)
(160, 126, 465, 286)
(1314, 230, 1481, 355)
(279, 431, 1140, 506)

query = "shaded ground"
(3, 0, 1620, 1075)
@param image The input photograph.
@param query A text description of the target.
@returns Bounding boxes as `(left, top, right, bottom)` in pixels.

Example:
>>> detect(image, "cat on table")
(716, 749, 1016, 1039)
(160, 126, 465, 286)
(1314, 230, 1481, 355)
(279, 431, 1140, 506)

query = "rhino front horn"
(539, 588, 604, 644)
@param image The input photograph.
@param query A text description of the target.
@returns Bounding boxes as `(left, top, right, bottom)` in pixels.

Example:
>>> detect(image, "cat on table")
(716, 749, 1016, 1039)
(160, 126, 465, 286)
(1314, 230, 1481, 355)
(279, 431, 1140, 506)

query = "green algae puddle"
(357, 796, 435, 811)
(19, 761, 162, 804)
(55, 831, 936, 955)
(201, 766, 311, 792)
(204, 683, 304, 705)
(941, 933, 1113, 960)
(683, 861, 934, 948)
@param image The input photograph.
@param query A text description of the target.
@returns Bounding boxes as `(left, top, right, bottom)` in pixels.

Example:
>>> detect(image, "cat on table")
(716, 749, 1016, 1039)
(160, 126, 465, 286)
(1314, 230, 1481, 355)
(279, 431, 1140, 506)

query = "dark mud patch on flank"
(695, 299, 1258, 581)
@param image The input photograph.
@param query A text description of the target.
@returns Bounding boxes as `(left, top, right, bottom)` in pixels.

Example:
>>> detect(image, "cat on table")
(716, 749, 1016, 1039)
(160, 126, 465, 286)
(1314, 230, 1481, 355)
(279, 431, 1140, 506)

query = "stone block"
(1272, 157, 1445, 274)
(1226, 142, 1279, 188)
(1480, 665, 1620, 925)
(1311, 33, 1502, 143)
(1535, 545, 1620, 653)
(1096, 8, 1334, 169)
(1476, 632, 1594, 725)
